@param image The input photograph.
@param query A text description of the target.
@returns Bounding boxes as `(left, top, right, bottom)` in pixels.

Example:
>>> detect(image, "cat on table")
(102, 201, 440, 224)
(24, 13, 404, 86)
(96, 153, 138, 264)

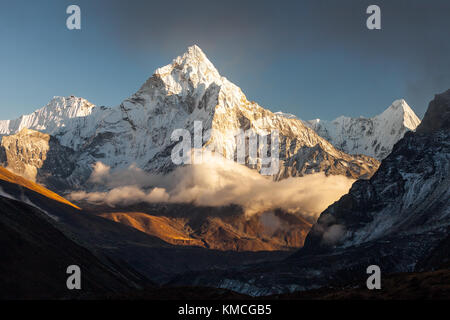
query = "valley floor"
(79, 268, 450, 300)
(3, 268, 448, 300)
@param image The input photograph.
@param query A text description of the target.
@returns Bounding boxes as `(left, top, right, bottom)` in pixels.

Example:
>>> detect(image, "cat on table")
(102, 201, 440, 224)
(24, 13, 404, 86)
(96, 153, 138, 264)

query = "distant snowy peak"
(378, 99, 420, 130)
(0, 96, 96, 136)
(304, 91, 450, 252)
(305, 99, 421, 160)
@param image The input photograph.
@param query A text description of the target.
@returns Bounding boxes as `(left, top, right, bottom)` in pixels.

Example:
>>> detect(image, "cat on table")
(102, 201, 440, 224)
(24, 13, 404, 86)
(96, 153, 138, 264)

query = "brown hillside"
(0, 166, 80, 209)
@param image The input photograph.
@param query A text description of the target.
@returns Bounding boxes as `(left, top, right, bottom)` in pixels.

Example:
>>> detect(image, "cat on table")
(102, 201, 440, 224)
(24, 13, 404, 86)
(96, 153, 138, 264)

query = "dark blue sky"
(1, 0, 449, 121)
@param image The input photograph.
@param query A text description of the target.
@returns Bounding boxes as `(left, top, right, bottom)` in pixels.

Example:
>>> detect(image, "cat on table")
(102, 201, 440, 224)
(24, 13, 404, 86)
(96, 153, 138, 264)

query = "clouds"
(70, 186, 170, 206)
(321, 224, 346, 245)
(70, 156, 355, 220)
(89, 162, 111, 184)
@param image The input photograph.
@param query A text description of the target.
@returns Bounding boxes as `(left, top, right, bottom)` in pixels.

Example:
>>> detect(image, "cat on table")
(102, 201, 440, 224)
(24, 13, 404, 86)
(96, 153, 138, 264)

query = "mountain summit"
(154, 45, 221, 88)
(0, 46, 379, 190)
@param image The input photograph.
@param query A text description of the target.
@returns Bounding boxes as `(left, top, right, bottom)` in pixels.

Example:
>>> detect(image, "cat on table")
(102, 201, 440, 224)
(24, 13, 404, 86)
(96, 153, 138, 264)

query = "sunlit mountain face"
(2, 46, 424, 252)
(0, 44, 448, 301)
(0, 166, 79, 209)
(161, 90, 450, 296)
(0, 46, 386, 253)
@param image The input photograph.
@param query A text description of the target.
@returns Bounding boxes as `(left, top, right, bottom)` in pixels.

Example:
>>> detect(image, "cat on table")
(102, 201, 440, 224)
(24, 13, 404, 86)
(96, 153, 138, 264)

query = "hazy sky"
(0, 0, 449, 121)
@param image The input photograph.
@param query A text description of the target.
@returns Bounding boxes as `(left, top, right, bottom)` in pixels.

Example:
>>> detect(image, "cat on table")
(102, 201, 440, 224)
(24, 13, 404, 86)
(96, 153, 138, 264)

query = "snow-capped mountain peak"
(378, 99, 420, 130)
(304, 90, 450, 252)
(0, 45, 379, 190)
(157, 45, 219, 78)
(0, 96, 95, 136)
(146, 45, 221, 97)
(305, 99, 421, 160)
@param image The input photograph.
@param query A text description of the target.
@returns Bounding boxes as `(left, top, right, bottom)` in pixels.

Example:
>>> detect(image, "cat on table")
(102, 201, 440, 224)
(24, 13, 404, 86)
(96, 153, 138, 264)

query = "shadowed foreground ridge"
(0, 194, 152, 299)
(0, 167, 291, 298)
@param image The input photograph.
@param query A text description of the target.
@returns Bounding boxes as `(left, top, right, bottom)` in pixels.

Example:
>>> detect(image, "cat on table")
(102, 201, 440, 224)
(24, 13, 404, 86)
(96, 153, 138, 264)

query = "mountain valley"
(0, 46, 447, 300)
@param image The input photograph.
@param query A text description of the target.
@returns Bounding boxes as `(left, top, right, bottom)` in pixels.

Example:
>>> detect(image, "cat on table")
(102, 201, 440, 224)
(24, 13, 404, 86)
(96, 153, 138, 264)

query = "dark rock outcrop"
(416, 89, 450, 134)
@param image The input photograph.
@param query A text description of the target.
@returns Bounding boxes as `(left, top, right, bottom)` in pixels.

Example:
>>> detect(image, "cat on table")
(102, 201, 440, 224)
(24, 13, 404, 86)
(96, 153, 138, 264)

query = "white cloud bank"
(70, 156, 355, 219)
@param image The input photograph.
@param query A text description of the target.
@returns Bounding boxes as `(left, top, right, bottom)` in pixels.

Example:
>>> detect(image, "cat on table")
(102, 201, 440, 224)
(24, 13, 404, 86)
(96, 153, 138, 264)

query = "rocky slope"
(94, 206, 312, 251)
(0, 194, 153, 299)
(0, 46, 378, 191)
(304, 90, 449, 252)
(0, 166, 78, 209)
(0, 166, 291, 287)
(0, 128, 80, 190)
(166, 90, 450, 295)
(305, 99, 421, 160)
(264, 268, 450, 300)
(0, 169, 155, 298)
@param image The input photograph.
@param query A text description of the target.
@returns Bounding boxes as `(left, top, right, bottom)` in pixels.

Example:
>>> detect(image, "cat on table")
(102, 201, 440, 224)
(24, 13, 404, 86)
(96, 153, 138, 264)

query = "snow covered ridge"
(0, 96, 95, 136)
(170, 121, 281, 176)
(304, 99, 421, 160)
(0, 45, 379, 190)
(274, 111, 298, 120)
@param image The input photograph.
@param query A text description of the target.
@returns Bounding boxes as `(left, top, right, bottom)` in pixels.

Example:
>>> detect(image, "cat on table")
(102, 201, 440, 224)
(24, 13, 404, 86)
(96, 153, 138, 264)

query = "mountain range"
(0, 45, 422, 255)
(0, 45, 447, 300)
(167, 89, 450, 295)
(304, 99, 421, 160)
(0, 45, 421, 193)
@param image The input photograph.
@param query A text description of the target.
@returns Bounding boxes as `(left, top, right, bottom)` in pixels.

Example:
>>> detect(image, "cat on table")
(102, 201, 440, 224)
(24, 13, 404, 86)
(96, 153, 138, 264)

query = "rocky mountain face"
(0, 46, 378, 191)
(416, 89, 450, 134)
(0, 128, 79, 190)
(166, 90, 450, 295)
(305, 99, 421, 160)
(92, 205, 312, 251)
(304, 90, 449, 252)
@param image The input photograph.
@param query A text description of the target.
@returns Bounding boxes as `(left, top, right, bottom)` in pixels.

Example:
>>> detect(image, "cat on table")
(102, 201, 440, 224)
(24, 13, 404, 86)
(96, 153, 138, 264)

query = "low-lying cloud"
(70, 156, 355, 219)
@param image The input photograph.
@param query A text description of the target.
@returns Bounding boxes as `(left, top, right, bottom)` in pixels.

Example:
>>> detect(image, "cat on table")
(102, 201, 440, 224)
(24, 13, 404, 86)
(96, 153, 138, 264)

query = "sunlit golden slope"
(0, 166, 80, 209)
(98, 210, 313, 251)
(99, 212, 204, 247)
